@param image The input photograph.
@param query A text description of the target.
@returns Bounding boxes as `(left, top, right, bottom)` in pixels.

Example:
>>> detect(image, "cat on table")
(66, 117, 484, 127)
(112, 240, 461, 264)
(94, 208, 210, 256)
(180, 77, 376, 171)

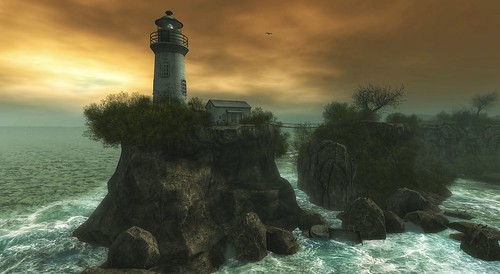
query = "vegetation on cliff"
(83, 92, 211, 147)
(83, 93, 289, 158)
(299, 84, 454, 206)
(424, 91, 500, 177)
(241, 107, 290, 157)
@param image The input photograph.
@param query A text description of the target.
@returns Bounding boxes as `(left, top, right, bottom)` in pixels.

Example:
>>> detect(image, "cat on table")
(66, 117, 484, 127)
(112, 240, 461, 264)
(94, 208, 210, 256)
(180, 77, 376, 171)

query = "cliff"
(297, 122, 500, 212)
(74, 125, 303, 273)
(297, 122, 415, 210)
(418, 123, 500, 178)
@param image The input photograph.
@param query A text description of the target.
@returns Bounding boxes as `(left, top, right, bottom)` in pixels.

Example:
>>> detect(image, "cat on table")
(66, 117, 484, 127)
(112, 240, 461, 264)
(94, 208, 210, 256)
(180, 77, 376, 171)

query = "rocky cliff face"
(418, 124, 500, 162)
(418, 124, 477, 162)
(297, 122, 411, 211)
(74, 125, 303, 273)
(418, 123, 500, 177)
(297, 140, 356, 210)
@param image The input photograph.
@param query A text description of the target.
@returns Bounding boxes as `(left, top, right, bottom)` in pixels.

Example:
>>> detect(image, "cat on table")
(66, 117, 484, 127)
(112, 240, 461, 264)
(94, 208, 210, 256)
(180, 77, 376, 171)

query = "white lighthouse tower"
(150, 10, 189, 104)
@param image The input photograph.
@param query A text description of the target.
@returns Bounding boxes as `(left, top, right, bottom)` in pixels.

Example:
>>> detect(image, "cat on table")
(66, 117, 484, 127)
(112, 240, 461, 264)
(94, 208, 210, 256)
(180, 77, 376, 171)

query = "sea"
(0, 127, 499, 274)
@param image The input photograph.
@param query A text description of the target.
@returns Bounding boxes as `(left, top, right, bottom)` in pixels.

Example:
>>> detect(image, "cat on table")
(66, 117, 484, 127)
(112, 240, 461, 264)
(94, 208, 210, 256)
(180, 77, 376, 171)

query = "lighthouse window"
(181, 80, 187, 95)
(160, 64, 169, 78)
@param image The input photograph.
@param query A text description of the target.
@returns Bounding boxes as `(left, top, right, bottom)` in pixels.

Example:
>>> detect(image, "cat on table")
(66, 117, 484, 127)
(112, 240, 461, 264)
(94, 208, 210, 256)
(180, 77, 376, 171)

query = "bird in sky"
(266, 32, 273, 35)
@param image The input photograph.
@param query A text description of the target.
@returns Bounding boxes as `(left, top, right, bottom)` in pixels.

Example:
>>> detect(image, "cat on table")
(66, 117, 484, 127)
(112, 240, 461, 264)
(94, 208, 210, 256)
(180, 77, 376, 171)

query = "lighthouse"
(150, 10, 189, 104)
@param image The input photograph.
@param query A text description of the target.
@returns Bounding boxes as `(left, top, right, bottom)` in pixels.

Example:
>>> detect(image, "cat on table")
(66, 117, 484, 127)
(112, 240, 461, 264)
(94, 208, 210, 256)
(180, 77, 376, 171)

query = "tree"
(241, 107, 276, 124)
(241, 107, 289, 157)
(470, 91, 498, 117)
(188, 97, 206, 112)
(322, 102, 361, 125)
(352, 84, 405, 120)
(291, 123, 315, 151)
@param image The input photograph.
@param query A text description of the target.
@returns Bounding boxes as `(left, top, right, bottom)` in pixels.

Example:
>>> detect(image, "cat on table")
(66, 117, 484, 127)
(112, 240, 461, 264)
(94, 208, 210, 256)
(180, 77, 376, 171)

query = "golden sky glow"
(1, 0, 500, 125)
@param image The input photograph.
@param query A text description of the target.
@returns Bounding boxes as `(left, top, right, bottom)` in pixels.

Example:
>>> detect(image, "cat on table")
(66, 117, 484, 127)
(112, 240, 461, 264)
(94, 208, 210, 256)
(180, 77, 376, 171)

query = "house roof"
(207, 99, 251, 108)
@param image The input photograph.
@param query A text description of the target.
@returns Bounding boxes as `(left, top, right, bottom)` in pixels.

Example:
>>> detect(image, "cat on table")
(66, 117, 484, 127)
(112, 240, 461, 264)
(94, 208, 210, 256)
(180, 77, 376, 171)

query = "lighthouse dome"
(155, 10, 183, 30)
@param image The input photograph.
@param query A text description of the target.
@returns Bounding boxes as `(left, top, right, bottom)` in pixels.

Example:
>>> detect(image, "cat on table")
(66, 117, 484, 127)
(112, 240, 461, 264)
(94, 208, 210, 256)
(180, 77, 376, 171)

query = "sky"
(1, 0, 499, 126)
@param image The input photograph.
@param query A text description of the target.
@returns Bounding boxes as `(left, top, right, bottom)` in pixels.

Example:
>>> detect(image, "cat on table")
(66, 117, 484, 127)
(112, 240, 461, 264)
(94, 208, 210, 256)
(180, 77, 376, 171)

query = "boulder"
(342, 198, 386, 240)
(298, 210, 327, 231)
(386, 188, 437, 218)
(107, 226, 160, 269)
(384, 211, 405, 233)
(449, 222, 500, 239)
(297, 140, 356, 210)
(309, 225, 330, 239)
(461, 225, 500, 261)
(404, 211, 449, 233)
(444, 210, 474, 220)
(328, 228, 362, 245)
(82, 267, 159, 274)
(449, 233, 464, 241)
(266, 226, 299, 255)
(231, 212, 268, 261)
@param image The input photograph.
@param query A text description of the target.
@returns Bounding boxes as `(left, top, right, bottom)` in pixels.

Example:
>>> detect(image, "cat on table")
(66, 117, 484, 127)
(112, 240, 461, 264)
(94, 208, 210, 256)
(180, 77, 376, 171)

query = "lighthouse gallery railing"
(150, 30, 189, 48)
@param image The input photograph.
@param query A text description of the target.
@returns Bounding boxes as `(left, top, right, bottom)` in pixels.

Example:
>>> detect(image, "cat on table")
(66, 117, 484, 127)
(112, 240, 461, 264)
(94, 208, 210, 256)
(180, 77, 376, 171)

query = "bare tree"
(471, 91, 498, 117)
(352, 84, 405, 118)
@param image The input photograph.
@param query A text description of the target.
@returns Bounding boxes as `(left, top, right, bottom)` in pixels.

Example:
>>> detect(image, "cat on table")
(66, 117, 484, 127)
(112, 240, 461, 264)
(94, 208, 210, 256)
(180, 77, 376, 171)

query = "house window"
(181, 80, 187, 95)
(160, 63, 169, 78)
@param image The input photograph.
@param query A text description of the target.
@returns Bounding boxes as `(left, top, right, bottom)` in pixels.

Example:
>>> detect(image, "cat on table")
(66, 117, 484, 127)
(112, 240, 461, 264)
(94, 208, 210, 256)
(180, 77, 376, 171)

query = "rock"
(342, 198, 386, 240)
(73, 125, 303, 273)
(386, 188, 437, 218)
(384, 211, 405, 233)
(298, 210, 327, 231)
(266, 226, 299, 255)
(297, 140, 356, 210)
(449, 233, 464, 241)
(309, 225, 330, 239)
(444, 210, 474, 220)
(448, 221, 476, 233)
(231, 212, 268, 261)
(461, 225, 500, 261)
(449, 222, 500, 240)
(82, 267, 159, 274)
(328, 228, 362, 245)
(107, 226, 160, 269)
(404, 211, 449, 233)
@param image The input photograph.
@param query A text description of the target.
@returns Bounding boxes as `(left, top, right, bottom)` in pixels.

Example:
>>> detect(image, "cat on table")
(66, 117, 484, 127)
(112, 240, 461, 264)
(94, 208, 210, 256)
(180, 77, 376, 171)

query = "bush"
(291, 123, 315, 152)
(83, 92, 211, 147)
(241, 107, 290, 157)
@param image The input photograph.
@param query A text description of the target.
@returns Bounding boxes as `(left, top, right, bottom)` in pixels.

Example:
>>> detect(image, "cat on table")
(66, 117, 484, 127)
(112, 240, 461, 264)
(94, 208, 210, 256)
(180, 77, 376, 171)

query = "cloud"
(1, 0, 500, 127)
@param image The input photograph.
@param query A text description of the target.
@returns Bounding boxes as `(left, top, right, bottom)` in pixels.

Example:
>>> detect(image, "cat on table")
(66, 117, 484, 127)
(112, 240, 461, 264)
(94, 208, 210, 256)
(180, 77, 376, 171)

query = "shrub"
(241, 107, 290, 157)
(83, 92, 211, 147)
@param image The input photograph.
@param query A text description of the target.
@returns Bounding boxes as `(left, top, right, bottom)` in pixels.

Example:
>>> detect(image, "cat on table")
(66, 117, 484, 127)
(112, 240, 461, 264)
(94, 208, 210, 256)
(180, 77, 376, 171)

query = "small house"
(205, 99, 251, 124)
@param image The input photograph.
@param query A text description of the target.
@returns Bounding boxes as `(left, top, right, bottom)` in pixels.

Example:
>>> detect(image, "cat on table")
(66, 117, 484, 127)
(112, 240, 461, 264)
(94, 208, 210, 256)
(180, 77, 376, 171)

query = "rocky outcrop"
(383, 211, 405, 233)
(107, 226, 160, 269)
(418, 123, 500, 175)
(418, 124, 474, 162)
(386, 188, 438, 218)
(265, 226, 299, 255)
(297, 140, 356, 210)
(448, 222, 500, 260)
(404, 211, 449, 233)
(298, 210, 327, 231)
(231, 212, 268, 261)
(448, 222, 500, 239)
(82, 267, 159, 274)
(342, 198, 386, 240)
(443, 210, 474, 220)
(461, 225, 500, 261)
(73, 125, 303, 273)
